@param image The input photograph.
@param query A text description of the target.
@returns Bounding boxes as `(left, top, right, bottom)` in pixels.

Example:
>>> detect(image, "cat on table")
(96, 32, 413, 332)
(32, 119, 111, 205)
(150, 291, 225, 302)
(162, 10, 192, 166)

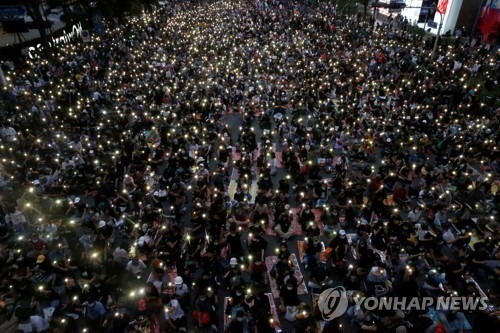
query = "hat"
(74, 197, 81, 204)
(174, 276, 184, 285)
(33, 180, 41, 185)
(196, 157, 205, 163)
(230, 257, 238, 265)
(36, 255, 45, 264)
(339, 230, 346, 237)
(284, 204, 291, 210)
(98, 220, 106, 228)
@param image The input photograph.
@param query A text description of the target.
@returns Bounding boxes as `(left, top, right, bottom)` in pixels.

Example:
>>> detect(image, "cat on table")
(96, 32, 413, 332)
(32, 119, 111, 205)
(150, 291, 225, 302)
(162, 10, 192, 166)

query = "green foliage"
(334, 0, 360, 15)
(407, 25, 426, 37)
(93, 0, 157, 18)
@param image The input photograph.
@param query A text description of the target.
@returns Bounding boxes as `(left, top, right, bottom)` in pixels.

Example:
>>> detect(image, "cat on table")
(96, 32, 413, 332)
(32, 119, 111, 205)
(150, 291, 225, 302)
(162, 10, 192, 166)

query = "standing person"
(247, 228, 268, 262)
(173, 276, 190, 311)
(193, 291, 216, 331)
(169, 177, 187, 217)
(279, 279, 301, 319)
(126, 256, 147, 279)
(163, 294, 187, 332)
(81, 297, 106, 330)
(226, 225, 245, 262)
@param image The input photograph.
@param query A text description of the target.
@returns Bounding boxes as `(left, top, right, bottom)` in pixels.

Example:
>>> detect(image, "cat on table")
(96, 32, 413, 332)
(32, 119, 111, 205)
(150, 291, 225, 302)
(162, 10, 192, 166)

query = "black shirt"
(310, 264, 328, 282)
(277, 213, 292, 233)
(280, 282, 300, 307)
(301, 210, 315, 225)
(295, 314, 315, 333)
(226, 233, 244, 257)
(248, 236, 267, 258)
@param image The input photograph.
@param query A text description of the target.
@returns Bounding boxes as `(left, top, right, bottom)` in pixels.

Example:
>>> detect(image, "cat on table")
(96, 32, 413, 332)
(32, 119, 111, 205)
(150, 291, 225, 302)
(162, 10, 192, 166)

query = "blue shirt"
(84, 301, 106, 320)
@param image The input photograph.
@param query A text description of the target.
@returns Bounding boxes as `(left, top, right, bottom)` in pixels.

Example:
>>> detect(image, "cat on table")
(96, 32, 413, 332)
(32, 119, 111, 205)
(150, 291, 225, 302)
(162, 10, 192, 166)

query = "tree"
(94, 0, 157, 20)
(361, 0, 370, 19)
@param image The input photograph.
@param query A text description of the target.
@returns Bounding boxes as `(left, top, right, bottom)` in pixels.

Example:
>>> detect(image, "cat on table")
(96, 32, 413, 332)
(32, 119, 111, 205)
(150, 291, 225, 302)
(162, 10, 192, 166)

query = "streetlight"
(431, 8, 444, 61)
(398, 4, 445, 61)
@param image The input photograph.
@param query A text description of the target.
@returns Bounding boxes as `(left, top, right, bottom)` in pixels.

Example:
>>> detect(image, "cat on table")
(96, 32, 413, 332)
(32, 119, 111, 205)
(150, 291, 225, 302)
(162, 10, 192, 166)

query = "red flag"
(437, 0, 449, 14)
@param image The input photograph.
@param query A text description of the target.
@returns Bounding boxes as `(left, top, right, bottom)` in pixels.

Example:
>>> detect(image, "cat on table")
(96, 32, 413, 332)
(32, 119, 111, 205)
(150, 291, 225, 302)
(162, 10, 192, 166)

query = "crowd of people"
(0, 0, 499, 332)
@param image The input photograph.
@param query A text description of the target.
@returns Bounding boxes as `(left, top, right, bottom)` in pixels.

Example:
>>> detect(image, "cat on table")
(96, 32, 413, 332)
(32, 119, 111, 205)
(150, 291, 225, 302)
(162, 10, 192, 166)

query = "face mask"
(231, 233, 236, 236)
(255, 262, 261, 266)
(237, 317, 244, 322)
(236, 291, 242, 296)
(199, 297, 206, 301)
(287, 286, 293, 291)
(230, 264, 236, 268)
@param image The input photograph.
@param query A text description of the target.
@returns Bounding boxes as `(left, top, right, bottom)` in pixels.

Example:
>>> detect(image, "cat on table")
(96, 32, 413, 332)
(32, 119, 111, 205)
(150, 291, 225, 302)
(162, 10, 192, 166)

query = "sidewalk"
(0, 11, 67, 47)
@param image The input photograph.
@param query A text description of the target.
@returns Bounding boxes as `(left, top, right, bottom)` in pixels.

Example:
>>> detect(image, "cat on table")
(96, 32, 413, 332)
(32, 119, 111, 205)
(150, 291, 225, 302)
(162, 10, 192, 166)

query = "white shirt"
(18, 316, 49, 333)
(92, 91, 102, 101)
(126, 259, 146, 274)
(442, 229, 456, 244)
(407, 210, 421, 223)
(174, 283, 189, 297)
(164, 299, 184, 320)
(31, 315, 49, 332)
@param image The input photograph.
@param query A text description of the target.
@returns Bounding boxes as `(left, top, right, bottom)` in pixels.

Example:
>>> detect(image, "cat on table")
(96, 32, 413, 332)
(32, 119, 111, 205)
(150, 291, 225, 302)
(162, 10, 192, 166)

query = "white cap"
(74, 197, 81, 204)
(339, 229, 346, 237)
(196, 157, 205, 163)
(98, 220, 106, 228)
(174, 276, 183, 285)
(230, 257, 238, 265)
(33, 180, 41, 185)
